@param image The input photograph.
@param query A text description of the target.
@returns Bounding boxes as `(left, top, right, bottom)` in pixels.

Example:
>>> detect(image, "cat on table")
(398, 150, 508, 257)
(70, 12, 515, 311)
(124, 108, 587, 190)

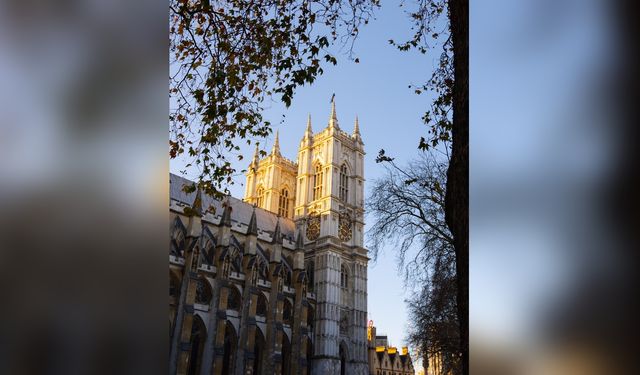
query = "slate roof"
(170, 173, 296, 241)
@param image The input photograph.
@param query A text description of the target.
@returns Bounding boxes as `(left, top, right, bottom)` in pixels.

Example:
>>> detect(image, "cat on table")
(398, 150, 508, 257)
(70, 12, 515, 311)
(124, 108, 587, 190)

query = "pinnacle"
(271, 130, 281, 155)
(328, 95, 339, 129)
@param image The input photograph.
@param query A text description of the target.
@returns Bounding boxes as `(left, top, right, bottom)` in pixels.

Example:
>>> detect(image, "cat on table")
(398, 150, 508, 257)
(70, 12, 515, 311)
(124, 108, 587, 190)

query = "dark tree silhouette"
(381, 0, 468, 373)
(368, 151, 461, 374)
(170, 0, 379, 196)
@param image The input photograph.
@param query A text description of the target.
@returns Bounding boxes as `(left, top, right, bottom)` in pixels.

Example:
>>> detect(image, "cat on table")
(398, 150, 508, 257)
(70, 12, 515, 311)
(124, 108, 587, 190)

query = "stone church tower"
(243, 99, 369, 374)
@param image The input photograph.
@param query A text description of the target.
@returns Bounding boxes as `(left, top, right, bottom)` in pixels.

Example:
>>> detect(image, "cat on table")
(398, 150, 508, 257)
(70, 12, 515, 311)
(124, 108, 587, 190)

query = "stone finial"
(247, 205, 258, 236)
(295, 228, 305, 250)
(252, 143, 260, 165)
(305, 113, 313, 137)
(221, 198, 232, 227)
(271, 130, 281, 156)
(272, 218, 282, 244)
(191, 186, 203, 216)
(328, 95, 339, 130)
(353, 115, 360, 135)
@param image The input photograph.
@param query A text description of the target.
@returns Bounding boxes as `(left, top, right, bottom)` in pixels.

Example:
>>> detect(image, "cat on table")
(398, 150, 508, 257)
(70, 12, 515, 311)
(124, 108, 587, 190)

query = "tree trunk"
(445, 0, 469, 374)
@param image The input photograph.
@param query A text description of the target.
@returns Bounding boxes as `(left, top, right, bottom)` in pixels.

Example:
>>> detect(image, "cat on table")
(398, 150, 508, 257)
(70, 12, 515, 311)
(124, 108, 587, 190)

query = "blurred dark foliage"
(0, 0, 167, 374)
(470, 1, 640, 374)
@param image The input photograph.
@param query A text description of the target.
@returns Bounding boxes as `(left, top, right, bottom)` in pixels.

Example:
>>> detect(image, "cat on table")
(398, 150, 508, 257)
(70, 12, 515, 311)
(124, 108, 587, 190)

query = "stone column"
(211, 284, 233, 375)
(265, 265, 285, 375)
(289, 270, 309, 375)
(235, 252, 260, 375)
(352, 259, 369, 374)
(199, 277, 221, 375)
(171, 236, 200, 375)
(312, 250, 341, 374)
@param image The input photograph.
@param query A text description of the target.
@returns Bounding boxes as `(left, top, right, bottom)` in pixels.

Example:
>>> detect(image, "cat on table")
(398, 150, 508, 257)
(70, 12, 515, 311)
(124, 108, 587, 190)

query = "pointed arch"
(170, 217, 187, 257)
(226, 285, 242, 311)
(305, 259, 315, 292)
(312, 163, 324, 201)
(256, 185, 265, 208)
(339, 163, 349, 202)
(283, 298, 293, 326)
(187, 315, 206, 375)
(282, 257, 293, 288)
(200, 227, 216, 265)
(194, 277, 212, 305)
(339, 340, 349, 375)
(340, 264, 349, 289)
(278, 187, 290, 217)
(255, 292, 268, 318)
(253, 326, 266, 374)
(221, 321, 237, 375)
(282, 331, 292, 375)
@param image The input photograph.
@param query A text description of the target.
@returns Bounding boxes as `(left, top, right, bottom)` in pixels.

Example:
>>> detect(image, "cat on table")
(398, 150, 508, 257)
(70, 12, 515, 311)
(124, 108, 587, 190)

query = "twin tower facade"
(243, 100, 369, 374)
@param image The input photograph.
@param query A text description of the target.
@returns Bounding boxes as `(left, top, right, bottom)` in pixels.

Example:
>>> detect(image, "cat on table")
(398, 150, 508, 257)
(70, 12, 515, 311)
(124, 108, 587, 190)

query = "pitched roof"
(170, 173, 296, 240)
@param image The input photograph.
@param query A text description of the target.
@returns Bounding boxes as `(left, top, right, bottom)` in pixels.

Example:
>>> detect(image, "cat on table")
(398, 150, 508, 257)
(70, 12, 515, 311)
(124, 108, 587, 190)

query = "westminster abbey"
(169, 100, 369, 375)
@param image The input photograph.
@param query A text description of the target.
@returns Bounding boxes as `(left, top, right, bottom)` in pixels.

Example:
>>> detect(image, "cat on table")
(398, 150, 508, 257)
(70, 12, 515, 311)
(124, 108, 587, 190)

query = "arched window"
(187, 316, 206, 375)
(340, 264, 348, 289)
(283, 300, 293, 326)
(305, 260, 315, 292)
(170, 219, 186, 257)
(226, 287, 242, 311)
(253, 329, 266, 374)
(221, 322, 237, 375)
(282, 335, 291, 375)
(256, 293, 268, 317)
(307, 306, 314, 329)
(278, 188, 289, 217)
(195, 278, 212, 305)
(339, 164, 349, 202)
(256, 186, 264, 208)
(313, 164, 323, 201)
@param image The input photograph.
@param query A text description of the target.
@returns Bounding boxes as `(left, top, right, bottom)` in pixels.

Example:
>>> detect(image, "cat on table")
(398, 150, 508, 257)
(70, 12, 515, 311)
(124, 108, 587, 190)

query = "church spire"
(302, 114, 313, 146)
(353, 114, 363, 144)
(305, 113, 313, 136)
(252, 143, 260, 166)
(353, 115, 360, 135)
(328, 94, 339, 130)
(271, 130, 281, 156)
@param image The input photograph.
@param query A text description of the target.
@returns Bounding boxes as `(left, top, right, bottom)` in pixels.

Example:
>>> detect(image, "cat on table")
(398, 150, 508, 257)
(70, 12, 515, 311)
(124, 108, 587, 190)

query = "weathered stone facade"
(169, 100, 368, 375)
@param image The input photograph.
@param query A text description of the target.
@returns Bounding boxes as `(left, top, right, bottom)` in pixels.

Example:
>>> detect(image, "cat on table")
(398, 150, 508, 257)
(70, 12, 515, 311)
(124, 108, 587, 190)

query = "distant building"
(367, 322, 415, 375)
(169, 99, 369, 375)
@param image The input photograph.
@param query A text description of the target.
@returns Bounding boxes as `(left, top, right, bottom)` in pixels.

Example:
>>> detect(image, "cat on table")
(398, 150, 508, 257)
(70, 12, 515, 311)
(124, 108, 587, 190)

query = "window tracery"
(313, 164, 323, 201)
(256, 186, 264, 208)
(278, 188, 289, 217)
(339, 164, 349, 202)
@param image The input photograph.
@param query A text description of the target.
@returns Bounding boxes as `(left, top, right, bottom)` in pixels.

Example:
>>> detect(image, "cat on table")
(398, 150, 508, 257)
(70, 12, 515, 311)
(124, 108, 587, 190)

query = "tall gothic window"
(256, 186, 264, 208)
(278, 189, 289, 217)
(339, 164, 349, 202)
(340, 265, 348, 289)
(340, 264, 350, 305)
(313, 164, 323, 201)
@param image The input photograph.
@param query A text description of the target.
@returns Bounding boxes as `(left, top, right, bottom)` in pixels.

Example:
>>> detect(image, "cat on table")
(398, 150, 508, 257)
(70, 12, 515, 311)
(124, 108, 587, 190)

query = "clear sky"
(170, 2, 440, 357)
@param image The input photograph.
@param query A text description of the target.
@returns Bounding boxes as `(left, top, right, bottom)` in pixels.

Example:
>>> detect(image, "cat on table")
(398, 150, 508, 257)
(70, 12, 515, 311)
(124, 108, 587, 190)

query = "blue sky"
(170, 2, 440, 355)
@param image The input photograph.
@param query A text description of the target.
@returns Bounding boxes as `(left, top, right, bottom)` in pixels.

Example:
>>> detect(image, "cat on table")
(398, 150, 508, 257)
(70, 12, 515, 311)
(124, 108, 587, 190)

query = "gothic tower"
(241, 97, 368, 374)
(294, 99, 368, 375)
(243, 131, 297, 218)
